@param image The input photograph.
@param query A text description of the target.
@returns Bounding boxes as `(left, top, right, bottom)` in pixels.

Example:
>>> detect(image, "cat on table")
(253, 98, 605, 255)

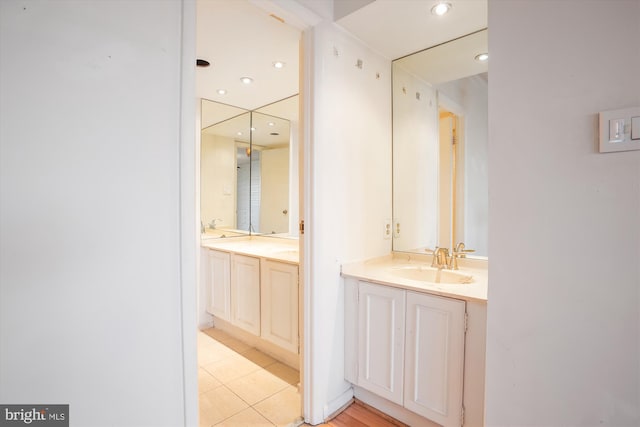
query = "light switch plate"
(599, 107, 640, 153)
(383, 219, 392, 239)
(632, 116, 640, 141)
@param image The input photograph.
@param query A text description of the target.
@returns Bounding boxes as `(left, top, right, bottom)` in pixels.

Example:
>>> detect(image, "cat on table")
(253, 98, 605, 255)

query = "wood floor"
(306, 400, 407, 427)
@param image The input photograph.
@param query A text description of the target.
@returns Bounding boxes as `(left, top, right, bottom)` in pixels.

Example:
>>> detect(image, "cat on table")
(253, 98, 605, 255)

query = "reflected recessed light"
(273, 61, 285, 69)
(240, 77, 253, 84)
(250, 127, 256, 131)
(475, 52, 489, 62)
(431, 2, 451, 16)
(217, 89, 227, 95)
(268, 122, 275, 126)
(237, 131, 243, 136)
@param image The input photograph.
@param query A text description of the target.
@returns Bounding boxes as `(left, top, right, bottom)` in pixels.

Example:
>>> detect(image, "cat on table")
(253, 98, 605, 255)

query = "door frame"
(178, 1, 323, 425)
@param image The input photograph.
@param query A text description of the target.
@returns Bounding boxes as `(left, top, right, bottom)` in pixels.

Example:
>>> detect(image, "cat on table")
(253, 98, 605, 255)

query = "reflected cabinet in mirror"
(392, 29, 488, 257)
(200, 95, 299, 239)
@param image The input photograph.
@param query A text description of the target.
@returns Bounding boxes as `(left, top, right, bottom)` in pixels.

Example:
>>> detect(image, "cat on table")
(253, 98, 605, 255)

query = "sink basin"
(392, 266, 473, 284)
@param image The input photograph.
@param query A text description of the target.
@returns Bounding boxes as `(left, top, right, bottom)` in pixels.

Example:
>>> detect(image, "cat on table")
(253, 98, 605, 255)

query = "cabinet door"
(230, 254, 261, 335)
(357, 281, 405, 405)
(404, 291, 465, 427)
(207, 249, 230, 320)
(261, 260, 299, 353)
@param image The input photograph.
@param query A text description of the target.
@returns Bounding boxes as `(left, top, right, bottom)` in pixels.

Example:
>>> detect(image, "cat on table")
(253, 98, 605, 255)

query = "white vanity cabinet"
(201, 240, 301, 368)
(357, 282, 406, 405)
(205, 249, 231, 321)
(404, 290, 465, 426)
(260, 260, 299, 353)
(345, 279, 468, 427)
(230, 254, 261, 336)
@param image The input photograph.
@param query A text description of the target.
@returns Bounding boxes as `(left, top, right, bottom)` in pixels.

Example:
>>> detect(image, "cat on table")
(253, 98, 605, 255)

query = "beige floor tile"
(263, 362, 300, 385)
(198, 331, 238, 362)
(198, 368, 222, 394)
(199, 386, 249, 426)
(213, 407, 274, 427)
(253, 386, 301, 427)
(202, 354, 262, 384)
(239, 348, 277, 368)
(198, 343, 236, 365)
(226, 369, 289, 405)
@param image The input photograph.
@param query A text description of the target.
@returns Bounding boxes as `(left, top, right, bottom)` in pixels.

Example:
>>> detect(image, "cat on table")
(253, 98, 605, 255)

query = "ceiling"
(196, 0, 488, 117)
(196, 0, 301, 111)
(336, 0, 487, 60)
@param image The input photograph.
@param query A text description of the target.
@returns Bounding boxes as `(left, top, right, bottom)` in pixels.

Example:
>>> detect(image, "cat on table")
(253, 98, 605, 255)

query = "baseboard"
(323, 387, 354, 421)
(198, 313, 213, 330)
(206, 316, 300, 370)
(353, 386, 440, 427)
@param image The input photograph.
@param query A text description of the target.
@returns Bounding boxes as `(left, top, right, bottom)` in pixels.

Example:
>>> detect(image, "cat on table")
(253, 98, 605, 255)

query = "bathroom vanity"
(201, 236, 300, 368)
(342, 253, 487, 427)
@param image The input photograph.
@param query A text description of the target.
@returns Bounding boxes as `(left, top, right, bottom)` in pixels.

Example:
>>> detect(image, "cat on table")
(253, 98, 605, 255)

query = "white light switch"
(632, 117, 640, 141)
(609, 118, 625, 142)
(599, 107, 640, 153)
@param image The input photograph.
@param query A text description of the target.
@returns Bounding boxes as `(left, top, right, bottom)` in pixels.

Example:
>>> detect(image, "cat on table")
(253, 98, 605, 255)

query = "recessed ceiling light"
(196, 59, 210, 67)
(268, 122, 275, 126)
(217, 89, 227, 95)
(431, 2, 451, 16)
(240, 77, 253, 84)
(273, 61, 285, 69)
(237, 131, 243, 136)
(475, 52, 489, 62)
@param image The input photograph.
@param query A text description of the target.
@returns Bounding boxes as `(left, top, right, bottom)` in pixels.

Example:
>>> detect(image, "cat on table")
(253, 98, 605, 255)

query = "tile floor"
(198, 327, 302, 427)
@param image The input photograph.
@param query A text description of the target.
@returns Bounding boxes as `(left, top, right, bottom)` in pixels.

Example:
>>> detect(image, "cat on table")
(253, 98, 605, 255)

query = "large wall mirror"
(392, 29, 488, 257)
(200, 95, 299, 239)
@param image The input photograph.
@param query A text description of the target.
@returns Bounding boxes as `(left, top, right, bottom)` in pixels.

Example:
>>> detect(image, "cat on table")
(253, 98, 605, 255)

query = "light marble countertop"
(201, 235, 299, 265)
(341, 253, 488, 303)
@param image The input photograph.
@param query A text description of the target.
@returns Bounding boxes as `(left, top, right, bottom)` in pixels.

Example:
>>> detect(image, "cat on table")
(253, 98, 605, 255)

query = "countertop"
(341, 253, 488, 303)
(201, 235, 299, 264)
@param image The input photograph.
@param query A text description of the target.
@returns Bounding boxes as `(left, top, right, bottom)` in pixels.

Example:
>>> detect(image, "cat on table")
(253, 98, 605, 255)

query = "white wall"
(200, 134, 237, 229)
(0, 1, 195, 426)
(306, 21, 392, 423)
(486, 1, 640, 425)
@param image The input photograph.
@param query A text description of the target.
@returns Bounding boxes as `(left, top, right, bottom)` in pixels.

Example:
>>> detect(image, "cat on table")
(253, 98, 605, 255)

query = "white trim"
(179, 0, 198, 426)
(323, 388, 354, 421)
(300, 25, 316, 425)
(353, 386, 441, 427)
(182, 1, 322, 425)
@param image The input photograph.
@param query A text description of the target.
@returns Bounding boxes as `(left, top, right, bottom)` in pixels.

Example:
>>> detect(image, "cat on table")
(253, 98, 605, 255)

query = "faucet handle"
(425, 247, 439, 267)
(453, 242, 475, 255)
(450, 243, 474, 270)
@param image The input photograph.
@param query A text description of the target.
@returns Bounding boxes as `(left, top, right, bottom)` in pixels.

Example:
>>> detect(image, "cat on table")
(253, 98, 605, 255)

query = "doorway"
(193, 1, 305, 425)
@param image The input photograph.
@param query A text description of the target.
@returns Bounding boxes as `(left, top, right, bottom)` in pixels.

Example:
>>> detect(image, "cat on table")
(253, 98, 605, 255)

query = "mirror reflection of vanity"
(392, 29, 488, 257)
(200, 95, 299, 239)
